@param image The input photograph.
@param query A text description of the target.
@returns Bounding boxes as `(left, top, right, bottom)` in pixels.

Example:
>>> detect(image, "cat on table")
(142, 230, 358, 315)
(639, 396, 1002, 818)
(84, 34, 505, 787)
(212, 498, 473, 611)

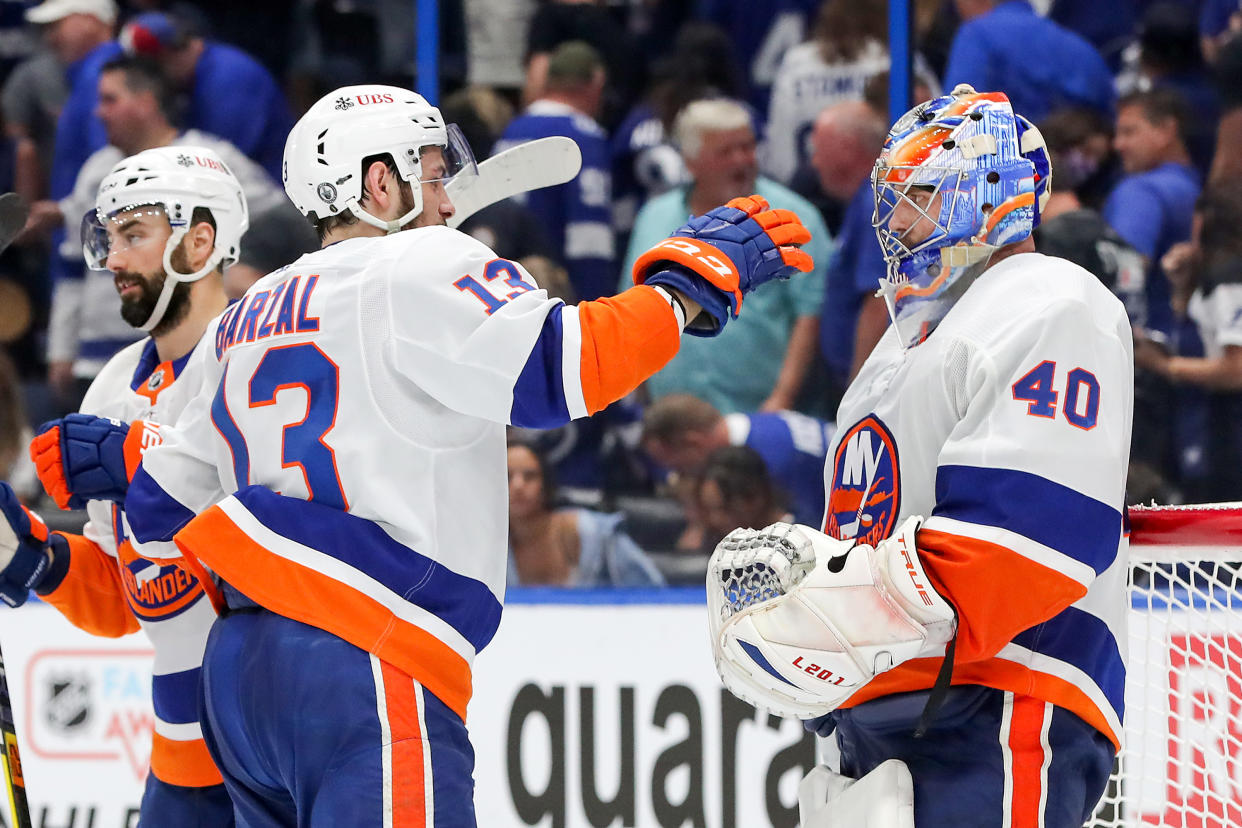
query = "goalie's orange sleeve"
(41, 532, 140, 638)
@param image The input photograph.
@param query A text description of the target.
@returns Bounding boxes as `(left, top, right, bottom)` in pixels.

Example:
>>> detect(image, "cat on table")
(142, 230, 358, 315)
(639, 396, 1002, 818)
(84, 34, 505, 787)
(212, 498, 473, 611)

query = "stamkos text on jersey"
(215, 274, 321, 359)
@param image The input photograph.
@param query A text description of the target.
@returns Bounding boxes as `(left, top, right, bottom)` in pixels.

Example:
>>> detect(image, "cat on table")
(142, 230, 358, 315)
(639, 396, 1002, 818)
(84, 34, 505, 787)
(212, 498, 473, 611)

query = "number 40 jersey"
(821, 251, 1134, 752)
(124, 225, 686, 719)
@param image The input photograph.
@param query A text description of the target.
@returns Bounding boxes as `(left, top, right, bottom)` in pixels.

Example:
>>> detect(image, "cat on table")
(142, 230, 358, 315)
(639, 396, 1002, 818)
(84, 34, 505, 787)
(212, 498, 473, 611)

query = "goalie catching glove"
(633, 194, 813, 336)
(706, 517, 956, 718)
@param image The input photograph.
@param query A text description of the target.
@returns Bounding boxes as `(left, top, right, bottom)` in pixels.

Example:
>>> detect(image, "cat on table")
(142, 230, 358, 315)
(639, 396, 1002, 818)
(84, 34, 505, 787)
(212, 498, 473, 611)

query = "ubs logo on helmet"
(823, 415, 900, 547)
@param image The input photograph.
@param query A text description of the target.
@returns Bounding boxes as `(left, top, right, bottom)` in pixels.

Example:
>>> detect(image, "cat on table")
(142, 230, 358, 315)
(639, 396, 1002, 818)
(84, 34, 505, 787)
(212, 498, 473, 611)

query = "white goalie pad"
(798, 761, 916, 828)
(706, 518, 955, 719)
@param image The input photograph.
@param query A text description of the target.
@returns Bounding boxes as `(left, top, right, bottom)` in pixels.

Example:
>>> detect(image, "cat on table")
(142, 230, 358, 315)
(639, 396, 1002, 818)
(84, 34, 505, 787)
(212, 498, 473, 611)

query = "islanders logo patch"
(113, 508, 204, 621)
(823, 415, 900, 547)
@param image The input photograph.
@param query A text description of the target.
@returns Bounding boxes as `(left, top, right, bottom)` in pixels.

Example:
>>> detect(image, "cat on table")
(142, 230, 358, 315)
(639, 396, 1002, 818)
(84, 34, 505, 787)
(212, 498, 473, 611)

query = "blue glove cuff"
(643, 266, 732, 338)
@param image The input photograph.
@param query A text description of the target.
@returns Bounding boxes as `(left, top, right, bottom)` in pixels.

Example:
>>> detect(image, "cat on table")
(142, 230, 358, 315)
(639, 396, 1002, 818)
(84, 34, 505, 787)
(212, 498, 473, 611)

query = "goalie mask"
(83, 146, 249, 332)
(872, 85, 1051, 348)
(283, 84, 478, 234)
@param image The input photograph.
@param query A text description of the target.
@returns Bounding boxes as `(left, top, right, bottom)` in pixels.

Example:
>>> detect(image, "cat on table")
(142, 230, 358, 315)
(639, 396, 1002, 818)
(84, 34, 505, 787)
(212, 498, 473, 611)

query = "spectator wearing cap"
(944, 0, 1115, 123)
(41, 56, 305, 401)
(28, 0, 120, 204)
(2, 0, 110, 204)
(120, 10, 292, 181)
(496, 41, 615, 302)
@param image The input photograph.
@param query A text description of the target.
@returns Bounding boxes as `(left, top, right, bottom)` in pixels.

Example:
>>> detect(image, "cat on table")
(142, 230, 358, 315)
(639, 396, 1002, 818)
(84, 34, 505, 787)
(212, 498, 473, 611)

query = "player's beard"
(116, 245, 194, 334)
(402, 180, 445, 230)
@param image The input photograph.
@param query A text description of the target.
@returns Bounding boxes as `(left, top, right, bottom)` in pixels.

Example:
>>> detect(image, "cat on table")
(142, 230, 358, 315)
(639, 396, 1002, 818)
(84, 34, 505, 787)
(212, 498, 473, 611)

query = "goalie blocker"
(706, 517, 955, 718)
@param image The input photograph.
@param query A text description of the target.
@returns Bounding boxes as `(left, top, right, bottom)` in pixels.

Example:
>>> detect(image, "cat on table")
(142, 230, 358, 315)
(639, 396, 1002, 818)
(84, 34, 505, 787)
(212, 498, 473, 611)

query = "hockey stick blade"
(446, 136, 582, 229)
(0, 641, 31, 828)
(0, 194, 28, 257)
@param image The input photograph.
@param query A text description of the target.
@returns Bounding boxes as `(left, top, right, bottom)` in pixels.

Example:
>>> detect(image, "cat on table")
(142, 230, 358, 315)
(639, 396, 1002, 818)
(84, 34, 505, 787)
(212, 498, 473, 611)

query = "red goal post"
(1090, 503, 1242, 828)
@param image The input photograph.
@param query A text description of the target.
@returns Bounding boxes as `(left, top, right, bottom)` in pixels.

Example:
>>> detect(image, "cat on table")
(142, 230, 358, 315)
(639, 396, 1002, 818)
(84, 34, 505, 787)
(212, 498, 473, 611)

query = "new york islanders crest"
(823, 415, 900, 546)
(112, 506, 204, 621)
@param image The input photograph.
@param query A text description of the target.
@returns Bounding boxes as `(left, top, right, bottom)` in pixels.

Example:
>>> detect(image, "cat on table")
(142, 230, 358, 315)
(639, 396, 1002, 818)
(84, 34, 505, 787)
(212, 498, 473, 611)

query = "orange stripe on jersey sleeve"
(175, 507, 473, 721)
(149, 731, 223, 788)
(40, 533, 141, 638)
(577, 285, 681, 414)
(839, 654, 1120, 752)
(916, 528, 1088, 664)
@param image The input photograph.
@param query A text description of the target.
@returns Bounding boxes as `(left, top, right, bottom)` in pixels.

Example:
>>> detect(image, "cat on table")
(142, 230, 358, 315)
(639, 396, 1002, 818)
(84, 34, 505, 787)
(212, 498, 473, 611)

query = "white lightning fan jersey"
(123, 226, 684, 720)
(822, 252, 1133, 751)
(43, 337, 222, 787)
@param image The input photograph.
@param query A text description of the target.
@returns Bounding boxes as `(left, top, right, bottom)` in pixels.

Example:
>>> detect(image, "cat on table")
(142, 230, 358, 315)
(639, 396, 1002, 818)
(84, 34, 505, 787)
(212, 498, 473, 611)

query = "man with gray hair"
(810, 100, 891, 402)
(621, 97, 831, 414)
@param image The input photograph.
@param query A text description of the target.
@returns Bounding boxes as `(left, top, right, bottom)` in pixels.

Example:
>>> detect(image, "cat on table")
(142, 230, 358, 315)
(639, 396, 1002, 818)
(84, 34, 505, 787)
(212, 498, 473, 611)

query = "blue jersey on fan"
(496, 101, 615, 301)
(726, 410, 834, 527)
(1103, 161, 1200, 336)
(696, 0, 821, 120)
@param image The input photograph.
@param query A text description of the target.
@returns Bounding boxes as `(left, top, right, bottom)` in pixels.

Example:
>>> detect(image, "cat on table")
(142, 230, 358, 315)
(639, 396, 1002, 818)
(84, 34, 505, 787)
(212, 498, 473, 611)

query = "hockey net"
(1089, 503, 1242, 828)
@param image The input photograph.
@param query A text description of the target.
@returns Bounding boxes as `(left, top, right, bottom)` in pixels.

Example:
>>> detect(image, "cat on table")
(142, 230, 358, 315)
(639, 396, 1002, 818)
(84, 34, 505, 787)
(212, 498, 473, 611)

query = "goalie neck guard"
(283, 84, 478, 234)
(871, 85, 1051, 348)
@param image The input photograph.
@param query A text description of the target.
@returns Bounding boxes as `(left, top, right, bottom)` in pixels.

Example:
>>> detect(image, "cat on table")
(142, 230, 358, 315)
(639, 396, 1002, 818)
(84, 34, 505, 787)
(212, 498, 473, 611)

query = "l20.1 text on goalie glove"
(706, 517, 956, 719)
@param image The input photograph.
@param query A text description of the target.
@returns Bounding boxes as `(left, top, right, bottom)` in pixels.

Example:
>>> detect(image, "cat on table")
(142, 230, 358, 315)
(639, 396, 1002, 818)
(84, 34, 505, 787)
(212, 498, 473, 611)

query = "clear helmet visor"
(399, 122, 477, 187)
(81, 204, 173, 271)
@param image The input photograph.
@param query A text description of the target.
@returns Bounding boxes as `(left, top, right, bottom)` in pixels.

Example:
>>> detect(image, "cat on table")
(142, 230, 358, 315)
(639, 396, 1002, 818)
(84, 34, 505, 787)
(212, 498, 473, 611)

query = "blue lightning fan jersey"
(725, 411, 834, 527)
(496, 101, 615, 301)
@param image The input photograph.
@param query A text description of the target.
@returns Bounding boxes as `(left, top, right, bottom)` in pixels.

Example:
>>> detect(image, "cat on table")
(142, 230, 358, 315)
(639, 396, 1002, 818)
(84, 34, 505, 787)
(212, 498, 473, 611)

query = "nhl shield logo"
(823, 415, 900, 546)
(44, 672, 91, 731)
(147, 367, 165, 391)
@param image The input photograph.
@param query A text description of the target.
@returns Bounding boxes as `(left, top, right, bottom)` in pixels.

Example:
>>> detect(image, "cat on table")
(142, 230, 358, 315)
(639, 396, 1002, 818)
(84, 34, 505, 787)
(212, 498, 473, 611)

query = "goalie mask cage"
(1090, 503, 1242, 828)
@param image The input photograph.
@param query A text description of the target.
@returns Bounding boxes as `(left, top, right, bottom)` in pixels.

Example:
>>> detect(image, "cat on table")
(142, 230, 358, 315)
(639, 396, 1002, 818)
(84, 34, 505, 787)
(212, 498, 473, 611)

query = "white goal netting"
(1089, 503, 1242, 828)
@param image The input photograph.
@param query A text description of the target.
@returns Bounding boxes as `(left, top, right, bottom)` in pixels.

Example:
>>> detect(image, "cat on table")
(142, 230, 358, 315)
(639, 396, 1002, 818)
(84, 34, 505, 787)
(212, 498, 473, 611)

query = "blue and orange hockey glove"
(633, 195, 814, 336)
(0, 482, 67, 606)
(29, 413, 160, 510)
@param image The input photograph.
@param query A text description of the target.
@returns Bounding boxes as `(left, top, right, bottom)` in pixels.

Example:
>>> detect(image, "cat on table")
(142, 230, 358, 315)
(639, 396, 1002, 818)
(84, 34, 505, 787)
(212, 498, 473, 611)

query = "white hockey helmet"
(83, 145, 249, 331)
(282, 85, 477, 234)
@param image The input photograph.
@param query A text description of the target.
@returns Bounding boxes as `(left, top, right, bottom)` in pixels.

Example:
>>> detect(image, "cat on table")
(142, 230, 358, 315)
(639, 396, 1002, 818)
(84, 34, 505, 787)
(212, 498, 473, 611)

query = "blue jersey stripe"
(1012, 605, 1125, 720)
(510, 304, 571, 429)
(234, 486, 504, 653)
(933, 465, 1121, 574)
(152, 668, 202, 725)
(126, 466, 198, 544)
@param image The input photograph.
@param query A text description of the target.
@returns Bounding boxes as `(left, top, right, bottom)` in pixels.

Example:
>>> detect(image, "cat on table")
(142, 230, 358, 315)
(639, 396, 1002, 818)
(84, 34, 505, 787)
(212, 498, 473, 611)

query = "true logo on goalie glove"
(824, 415, 900, 547)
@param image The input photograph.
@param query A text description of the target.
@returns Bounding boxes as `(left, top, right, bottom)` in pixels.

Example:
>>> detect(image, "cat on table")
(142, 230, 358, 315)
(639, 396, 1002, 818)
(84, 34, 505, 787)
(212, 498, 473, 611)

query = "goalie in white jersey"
(0, 145, 249, 823)
(707, 85, 1133, 828)
(30, 84, 817, 825)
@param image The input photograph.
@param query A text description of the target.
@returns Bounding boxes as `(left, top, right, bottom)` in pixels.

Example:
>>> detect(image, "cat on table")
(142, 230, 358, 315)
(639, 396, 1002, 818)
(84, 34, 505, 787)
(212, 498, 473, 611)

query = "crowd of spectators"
(4, 0, 1242, 587)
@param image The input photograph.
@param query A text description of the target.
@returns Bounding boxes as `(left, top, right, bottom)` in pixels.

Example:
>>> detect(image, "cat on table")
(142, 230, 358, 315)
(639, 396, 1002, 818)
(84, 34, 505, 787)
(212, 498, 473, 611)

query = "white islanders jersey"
(124, 225, 684, 719)
(45, 337, 221, 787)
(822, 252, 1133, 750)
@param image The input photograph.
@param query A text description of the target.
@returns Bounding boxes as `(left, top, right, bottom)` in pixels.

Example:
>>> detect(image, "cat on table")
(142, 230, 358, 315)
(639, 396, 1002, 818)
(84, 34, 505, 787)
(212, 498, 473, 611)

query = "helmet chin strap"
(137, 227, 224, 333)
(352, 202, 423, 235)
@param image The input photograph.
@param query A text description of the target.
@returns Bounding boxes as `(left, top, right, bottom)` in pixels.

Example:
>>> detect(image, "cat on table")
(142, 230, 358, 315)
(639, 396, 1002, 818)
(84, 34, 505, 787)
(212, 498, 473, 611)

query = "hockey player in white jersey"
(0, 145, 248, 823)
(706, 85, 1133, 828)
(34, 85, 816, 824)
